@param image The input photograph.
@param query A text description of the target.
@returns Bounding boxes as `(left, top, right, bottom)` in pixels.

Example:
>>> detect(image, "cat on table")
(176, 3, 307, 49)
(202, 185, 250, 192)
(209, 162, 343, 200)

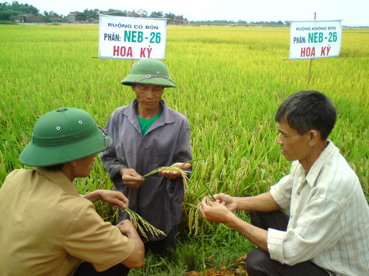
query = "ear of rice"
(159, 166, 190, 188)
(125, 209, 166, 240)
(142, 163, 191, 189)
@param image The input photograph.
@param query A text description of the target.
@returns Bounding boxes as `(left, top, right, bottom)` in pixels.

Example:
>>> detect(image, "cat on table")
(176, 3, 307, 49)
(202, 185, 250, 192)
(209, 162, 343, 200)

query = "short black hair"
(42, 164, 64, 172)
(275, 91, 336, 140)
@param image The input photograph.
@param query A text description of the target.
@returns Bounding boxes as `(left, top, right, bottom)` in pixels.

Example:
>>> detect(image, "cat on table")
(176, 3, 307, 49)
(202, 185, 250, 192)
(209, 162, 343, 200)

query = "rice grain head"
(161, 166, 190, 188)
(126, 209, 166, 240)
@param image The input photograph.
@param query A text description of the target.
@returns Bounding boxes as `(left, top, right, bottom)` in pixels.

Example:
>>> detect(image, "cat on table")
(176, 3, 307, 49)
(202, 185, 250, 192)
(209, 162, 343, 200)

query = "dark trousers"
(246, 210, 329, 276)
(144, 225, 178, 256)
(74, 262, 130, 276)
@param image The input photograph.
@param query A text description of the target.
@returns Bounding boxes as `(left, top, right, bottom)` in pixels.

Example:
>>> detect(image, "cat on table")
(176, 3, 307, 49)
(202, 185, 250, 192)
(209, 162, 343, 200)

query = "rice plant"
(142, 162, 191, 188)
(125, 209, 167, 240)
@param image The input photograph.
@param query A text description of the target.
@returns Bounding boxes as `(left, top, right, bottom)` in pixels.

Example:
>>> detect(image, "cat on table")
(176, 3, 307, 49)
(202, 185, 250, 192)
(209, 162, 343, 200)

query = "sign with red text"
(99, 15, 167, 60)
(289, 20, 342, 60)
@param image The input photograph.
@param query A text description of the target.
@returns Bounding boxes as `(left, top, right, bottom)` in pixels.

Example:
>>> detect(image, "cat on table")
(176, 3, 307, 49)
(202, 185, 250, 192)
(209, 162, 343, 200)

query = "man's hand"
(117, 219, 145, 268)
(83, 190, 128, 207)
(159, 162, 192, 180)
(200, 195, 270, 252)
(214, 193, 238, 212)
(199, 197, 234, 224)
(99, 190, 128, 209)
(116, 219, 137, 237)
(120, 168, 144, 189)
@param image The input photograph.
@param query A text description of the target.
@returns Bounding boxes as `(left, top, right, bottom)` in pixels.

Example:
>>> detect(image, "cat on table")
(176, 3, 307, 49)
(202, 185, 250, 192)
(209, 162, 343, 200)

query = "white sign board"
(99, 15, 167, 60)
(289, 20, 342, 60)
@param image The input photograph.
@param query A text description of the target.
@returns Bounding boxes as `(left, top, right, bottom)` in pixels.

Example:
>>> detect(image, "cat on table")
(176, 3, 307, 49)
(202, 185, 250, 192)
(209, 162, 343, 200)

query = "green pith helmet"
(19, 108, 112, 167)
(121, 58, 176, 88)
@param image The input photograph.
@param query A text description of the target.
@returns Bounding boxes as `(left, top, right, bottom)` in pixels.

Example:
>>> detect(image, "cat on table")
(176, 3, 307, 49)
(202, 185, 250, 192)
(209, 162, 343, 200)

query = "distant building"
(14, 13, 31, 23)
(15, 14, 48, 23)
(87, 17, 96, 23)
(128, 11, 139, 17)
(173, 16, 183, 25)
(67, 11, 79, 23)
(49, 15, 63, 22)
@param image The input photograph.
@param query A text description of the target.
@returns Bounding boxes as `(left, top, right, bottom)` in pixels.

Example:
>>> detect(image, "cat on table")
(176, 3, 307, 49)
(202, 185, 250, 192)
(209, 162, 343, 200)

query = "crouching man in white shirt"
(200, 90, 369, 276)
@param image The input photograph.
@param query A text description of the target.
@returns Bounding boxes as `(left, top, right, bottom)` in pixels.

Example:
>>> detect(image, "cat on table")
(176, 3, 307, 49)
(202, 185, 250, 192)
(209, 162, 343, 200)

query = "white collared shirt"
(268, 141, 369, 276)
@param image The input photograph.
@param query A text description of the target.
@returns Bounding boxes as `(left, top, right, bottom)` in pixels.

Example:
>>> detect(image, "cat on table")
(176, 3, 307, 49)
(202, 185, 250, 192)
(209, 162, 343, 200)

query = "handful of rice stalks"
(160, 166, 190, 187)
(117, 208, 166, 240)
(142, 161, 193, 188)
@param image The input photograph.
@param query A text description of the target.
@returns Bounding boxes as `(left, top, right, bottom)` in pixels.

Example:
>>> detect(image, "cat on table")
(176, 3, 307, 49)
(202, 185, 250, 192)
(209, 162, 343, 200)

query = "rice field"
(0, 24, 368, 274)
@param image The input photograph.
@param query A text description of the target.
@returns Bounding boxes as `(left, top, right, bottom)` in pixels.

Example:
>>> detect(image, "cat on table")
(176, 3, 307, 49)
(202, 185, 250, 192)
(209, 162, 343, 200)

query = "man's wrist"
(233, 197, 240, 211)
(120, 168, 127, 176)
(97, 190, 104, 201)
(225, 211, 237, 226)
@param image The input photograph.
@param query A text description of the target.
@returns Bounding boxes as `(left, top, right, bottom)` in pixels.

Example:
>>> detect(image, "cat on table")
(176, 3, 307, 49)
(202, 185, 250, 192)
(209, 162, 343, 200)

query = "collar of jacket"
(124, 100, 175, 124)
(122, 100, 176, 135)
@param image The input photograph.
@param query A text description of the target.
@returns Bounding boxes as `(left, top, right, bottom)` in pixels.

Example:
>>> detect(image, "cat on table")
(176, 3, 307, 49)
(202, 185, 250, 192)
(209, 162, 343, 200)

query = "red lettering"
(320, 46, 331, 56)
(112, 46, 132, 57)
(127, 47, 132, 57)
(120, 47, 126, 56)
(140, 48, 146, 58)
(326, 46, 331, 56)
(140, 48, 152, 58)
(306, 47, 311, 56)
(147, 48, 152, 58)
(113, 46, 120, 56)
(300, 47, 316, 58)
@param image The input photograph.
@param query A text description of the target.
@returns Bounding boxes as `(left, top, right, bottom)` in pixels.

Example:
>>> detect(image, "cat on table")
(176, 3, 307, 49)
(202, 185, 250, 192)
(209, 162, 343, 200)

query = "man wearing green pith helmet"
(0, 108, 144, 276)
(101, 58, 193, 255)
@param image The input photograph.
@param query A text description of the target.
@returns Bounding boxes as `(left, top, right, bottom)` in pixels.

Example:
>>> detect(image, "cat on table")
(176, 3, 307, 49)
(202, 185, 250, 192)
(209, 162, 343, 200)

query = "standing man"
(101, 58, 192, 255)
(0, 108, 144, 276)
(200, 91, 369, 276)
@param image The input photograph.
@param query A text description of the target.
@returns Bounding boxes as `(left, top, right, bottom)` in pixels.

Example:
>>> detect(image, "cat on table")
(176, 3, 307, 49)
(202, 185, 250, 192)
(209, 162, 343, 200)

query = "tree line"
(0, 1, 288, 26)
(0, 1, 185, 24)
(0, 1, 39, 21)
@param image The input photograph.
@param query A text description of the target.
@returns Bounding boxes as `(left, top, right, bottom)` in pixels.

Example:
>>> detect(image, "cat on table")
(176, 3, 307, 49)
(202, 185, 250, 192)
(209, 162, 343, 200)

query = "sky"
(10, 0, 369, 26)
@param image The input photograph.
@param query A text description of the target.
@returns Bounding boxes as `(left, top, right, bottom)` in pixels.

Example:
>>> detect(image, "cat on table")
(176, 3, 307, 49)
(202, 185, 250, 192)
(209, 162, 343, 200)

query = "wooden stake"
(308, 12, 317, 84)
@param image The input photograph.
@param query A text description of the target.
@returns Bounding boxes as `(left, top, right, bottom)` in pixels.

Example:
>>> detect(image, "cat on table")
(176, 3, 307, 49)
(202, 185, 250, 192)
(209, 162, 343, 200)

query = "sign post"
(308, 12, 317, 84)
(98, 15, 167, 60)
(289, 19, 342, 82)
(289, 20, 342, 60)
